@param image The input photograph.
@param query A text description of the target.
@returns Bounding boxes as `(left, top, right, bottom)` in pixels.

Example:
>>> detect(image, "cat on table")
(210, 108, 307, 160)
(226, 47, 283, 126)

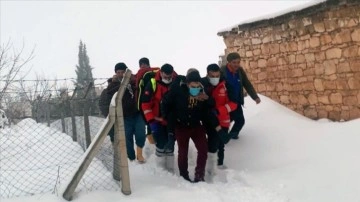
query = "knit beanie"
(114, 62, 128, 72)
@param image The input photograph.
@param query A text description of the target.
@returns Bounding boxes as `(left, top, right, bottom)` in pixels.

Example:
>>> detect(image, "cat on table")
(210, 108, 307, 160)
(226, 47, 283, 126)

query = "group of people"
(98, 52, 261, 183)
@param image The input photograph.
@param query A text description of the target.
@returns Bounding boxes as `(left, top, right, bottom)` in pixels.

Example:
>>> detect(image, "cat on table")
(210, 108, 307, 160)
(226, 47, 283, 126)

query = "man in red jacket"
(141, 63, 177, 171)
(202, 64, 237, 173)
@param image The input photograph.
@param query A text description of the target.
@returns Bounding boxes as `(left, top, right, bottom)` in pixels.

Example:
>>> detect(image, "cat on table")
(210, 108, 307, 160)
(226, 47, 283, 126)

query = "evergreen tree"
(74, 41, 97, 114)
(74, 40, 95, 99)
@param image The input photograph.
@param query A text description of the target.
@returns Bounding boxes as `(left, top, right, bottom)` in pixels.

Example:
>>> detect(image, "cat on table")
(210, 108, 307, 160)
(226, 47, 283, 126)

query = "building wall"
(221, 0, 360, 121)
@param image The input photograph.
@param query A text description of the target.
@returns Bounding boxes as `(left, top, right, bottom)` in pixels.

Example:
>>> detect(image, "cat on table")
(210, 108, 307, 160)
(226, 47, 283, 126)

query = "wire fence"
(0, 80, 121, 199)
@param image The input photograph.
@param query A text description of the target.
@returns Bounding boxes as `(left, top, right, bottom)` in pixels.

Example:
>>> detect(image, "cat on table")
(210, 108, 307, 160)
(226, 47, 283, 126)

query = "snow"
(218, 0, 326, 34)
(1, 94, 360, 202)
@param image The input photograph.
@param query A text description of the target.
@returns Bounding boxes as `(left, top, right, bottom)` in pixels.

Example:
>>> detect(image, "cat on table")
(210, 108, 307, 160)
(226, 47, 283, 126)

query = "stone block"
(318, 110, 328, 118)
(252, 38, 262, 45)
(326, 48, 342, 59)
(329, 111, 341, 121)
(253, 49, 261, 56)
(336, 79, 349, 90)
(343, 96, 358, 105)
(289, 42, 298, 51)
(350, 60, 360, 72)
(305, 53, 315, 62)
(324, 19, 337, 31)
(269, 43, 280, 55)
(289, 55, 296, 64)
(333, 30, 352, 44)
(338, 62, 351, 73)
(318, 95, 329, 104)
(315, 63, 324, 75)
(351, 28, 360, 42)
(314, 79, 324, 91)
(267, 57, 277, 67)
(348, 78, 360, 89)
(302, 17, 312, 26)
(258, 59, 267, 68)
(323, 81, 337, 90)
(309, 37, 320, 48)
(349, 107, 360, 120)
(258, 72, 267, 80)
(246, 51, 253, 57)
(308, 93, 318, 104)
(257, 83, 266, 92)
(320, 34, 332, 45)
(323, 60, 337, 75)
(292, 69, 303, 77)
(329, 93, 342, 104)
(296, 54, 306, 63)
(304, 108, 317, 119)
(315, 52, 326, 61)
(314, 22, 325, 32)
(280, 95, 290, 104)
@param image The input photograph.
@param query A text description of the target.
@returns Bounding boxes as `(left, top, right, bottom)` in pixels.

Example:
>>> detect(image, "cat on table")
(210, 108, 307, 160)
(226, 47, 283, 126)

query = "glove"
(164, 133, 175, 153)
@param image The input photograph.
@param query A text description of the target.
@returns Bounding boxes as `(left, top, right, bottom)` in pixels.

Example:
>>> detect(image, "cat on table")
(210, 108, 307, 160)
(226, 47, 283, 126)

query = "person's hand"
(112, 75, 120, 82)
(194, 92, 208, 101)
(164, 133, 175, 153)
(154, 116, 164, 122)
(255, 97, 261, 104)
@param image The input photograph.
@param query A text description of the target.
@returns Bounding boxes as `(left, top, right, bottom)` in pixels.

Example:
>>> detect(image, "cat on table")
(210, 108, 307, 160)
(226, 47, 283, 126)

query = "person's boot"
(136, 146, 146, 163)
(165, 153, 175, 173)
(206, 152, 217, 176)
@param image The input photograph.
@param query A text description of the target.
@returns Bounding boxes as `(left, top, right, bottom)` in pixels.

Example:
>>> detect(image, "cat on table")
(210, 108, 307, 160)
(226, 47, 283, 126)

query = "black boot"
(181, 174, 192, 182)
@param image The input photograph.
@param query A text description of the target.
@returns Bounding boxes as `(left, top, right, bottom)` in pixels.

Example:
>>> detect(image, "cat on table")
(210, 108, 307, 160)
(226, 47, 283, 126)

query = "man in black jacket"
(161, 69, 216, 182)
(221, 52, 261, 139)
(106, 62, 146, 163)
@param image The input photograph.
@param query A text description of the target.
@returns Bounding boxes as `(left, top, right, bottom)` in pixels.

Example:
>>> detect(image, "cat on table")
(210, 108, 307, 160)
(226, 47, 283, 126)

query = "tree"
(0, 40, 34, 105)
(74, 40, 95, 99)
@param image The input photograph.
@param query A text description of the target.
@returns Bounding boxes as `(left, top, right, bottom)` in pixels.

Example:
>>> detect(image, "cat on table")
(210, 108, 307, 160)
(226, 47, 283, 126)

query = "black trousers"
(229, 105, 245, 137)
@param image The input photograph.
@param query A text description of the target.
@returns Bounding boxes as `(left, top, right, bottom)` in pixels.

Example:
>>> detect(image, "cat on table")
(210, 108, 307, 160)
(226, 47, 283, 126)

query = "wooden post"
(83, 101, 91, 148)
(113, 69, 132, 195)
(70, 102, 77, 142)
(46, 102, 51, 127)
(60, 102, 66, 133)
(62, 69, 132, 201)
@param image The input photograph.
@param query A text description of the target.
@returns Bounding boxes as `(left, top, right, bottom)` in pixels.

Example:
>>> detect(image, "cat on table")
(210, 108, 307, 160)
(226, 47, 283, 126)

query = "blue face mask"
(189, 87, 201, 96)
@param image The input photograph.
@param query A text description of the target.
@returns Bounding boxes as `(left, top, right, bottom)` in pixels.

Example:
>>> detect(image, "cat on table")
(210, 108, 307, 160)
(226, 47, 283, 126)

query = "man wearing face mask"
(221, 52, 261, 140)
(201, 64, 237, 173)
(161, 69, 215, 183)
(141, 63, 177, 171)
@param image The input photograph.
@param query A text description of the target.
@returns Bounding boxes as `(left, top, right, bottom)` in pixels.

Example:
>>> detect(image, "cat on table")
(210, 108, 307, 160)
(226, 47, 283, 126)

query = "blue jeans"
(124, 112, 146, 160)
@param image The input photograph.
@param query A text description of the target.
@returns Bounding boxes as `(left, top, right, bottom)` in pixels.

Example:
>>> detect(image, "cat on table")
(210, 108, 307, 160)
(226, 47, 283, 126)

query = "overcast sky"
(1, 0, 312, 84)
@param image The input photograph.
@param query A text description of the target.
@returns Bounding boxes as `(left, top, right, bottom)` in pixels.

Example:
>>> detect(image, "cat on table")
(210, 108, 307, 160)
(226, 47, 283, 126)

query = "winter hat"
(114, 62, 128, 72)
(226, 52, 241, 62)
(186, 70, 201, 83)
(139, 57, 150, 67)
(160, 63, 174, 75)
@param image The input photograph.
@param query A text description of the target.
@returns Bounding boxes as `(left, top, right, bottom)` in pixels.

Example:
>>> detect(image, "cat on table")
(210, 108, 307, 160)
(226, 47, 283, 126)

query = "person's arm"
(161, 86, 176, 133)
(240, 67, 261, 103)
(141, 81, 155, 122)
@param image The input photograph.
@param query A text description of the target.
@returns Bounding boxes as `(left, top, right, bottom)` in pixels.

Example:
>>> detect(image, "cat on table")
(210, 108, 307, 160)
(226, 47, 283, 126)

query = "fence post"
(46, 94, 52, 127)
(83, 83, 94, 149)
(60, 101, 66, 133)
(113, 70, 132, 195)
(83, 100, 91, 148)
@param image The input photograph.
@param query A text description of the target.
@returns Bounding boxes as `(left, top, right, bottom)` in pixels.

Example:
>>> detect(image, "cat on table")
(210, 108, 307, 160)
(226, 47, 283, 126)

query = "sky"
(1, 95, 360, 202)
(1, 0, 313, 84)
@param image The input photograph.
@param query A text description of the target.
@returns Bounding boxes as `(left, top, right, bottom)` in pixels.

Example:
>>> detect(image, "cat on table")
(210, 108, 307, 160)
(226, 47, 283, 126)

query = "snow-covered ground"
(1, 94, 360, 202)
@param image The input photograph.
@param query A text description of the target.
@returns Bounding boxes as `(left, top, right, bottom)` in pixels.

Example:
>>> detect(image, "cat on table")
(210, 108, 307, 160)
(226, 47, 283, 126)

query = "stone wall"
(219, 0, 360, 121)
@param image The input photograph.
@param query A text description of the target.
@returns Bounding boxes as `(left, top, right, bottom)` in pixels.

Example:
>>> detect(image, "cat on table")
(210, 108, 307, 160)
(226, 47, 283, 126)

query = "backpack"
(135, 67, 160, 111)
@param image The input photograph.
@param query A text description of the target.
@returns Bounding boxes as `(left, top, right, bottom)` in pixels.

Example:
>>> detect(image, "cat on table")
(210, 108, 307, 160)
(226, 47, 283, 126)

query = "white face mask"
(208, 77, 220, 86)
(162, 78, 172, 84)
